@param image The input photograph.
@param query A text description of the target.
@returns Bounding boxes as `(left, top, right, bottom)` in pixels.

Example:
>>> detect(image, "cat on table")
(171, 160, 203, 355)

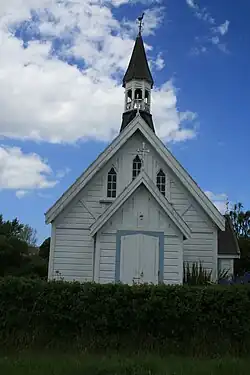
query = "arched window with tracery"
(107, 167, 117, 198)
(157, 169, 166, 196)
(132, 155, 142, 180)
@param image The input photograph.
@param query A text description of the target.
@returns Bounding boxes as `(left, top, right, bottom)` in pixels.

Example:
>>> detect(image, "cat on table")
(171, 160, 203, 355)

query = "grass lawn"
(0, 353, 249, 375)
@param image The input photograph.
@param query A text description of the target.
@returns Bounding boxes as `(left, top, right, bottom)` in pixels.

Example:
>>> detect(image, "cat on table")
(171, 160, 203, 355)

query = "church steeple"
(123, 33, 154, 89)
(120, 14, 155, 133)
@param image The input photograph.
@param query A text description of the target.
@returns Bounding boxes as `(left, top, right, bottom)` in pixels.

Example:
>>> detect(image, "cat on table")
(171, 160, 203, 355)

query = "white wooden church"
(45, 25, 239, 285)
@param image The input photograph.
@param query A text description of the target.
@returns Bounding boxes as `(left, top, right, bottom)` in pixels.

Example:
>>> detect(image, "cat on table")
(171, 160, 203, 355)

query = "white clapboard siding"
(170, 180, 190, 215)
(57, 200, 96, 229)
(54, 255, 92, 264)
(183, 231, 215, 271)
(164, 235, 182, 284)
(52, 228, 94, 282)
(99, 232, 116, 282)
(182, 204, 216, 272)
(169, 175, 217, 275)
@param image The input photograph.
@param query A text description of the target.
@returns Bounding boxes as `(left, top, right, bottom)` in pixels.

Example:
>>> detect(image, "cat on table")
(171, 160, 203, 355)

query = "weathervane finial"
(137, 13, 145, 36)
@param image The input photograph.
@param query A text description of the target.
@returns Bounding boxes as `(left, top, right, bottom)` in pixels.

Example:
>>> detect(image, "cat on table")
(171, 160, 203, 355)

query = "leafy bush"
(0, 277, 250, 355)
(183, 261, 212, 285)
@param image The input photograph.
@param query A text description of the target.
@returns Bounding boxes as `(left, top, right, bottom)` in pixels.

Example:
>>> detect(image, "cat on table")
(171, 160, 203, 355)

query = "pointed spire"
(122, 32, 154, 88)
(120, 15, 155, 133)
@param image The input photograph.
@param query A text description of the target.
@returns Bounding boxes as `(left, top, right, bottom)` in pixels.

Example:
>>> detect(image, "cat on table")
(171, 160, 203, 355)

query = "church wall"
(170, 178, 218, 279)
(130, 133, 218, 278)
(49, 133, 147, 281)
(50, 131, 157, 282)
(49, 129, 218, 283)
(95, 185, 183, 285)
(50, 227, 94, 282)
(48, 176, 104, 281)
(127, 132, 218, 278)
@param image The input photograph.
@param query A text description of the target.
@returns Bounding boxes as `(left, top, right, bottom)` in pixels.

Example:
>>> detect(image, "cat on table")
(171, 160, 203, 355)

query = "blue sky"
(0, 0, 249, 244)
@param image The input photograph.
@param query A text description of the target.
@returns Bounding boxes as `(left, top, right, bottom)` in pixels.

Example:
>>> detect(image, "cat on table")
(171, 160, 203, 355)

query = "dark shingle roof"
(123, 35, 154, 88)
(218, 215, 240, 256)
(120, 109, 155, 133)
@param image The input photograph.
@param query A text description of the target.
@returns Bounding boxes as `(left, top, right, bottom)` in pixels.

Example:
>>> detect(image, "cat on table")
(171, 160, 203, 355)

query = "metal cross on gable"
(137, 142, 150, 170)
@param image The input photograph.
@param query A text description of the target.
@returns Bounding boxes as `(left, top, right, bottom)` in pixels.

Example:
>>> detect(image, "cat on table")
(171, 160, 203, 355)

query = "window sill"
(99, 198, 116, 204)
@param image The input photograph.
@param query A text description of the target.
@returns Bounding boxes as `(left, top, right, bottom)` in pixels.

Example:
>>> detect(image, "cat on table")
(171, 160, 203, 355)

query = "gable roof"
(218, 215, 240, 257)
(45, 114, 225, 231)
(90, 171, 191, 239)
(123, 34, 154, 88)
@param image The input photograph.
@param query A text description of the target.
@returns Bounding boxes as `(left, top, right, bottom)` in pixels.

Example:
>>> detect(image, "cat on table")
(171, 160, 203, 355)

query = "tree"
(0, 214, 46, 278)
(39, 237, 51, 261)
(229, 203, 250, 238)
(19, 224, 37, 246)
(0, 215, 24, 239)
(0, 235, 29, 276)
(229, 203, 250, 275)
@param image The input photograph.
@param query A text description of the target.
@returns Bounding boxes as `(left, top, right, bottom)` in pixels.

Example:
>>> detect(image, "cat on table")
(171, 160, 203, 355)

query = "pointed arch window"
(132, 155, 142, 180)
(107, 167, 117, 198)
(157, 169, 166, 196)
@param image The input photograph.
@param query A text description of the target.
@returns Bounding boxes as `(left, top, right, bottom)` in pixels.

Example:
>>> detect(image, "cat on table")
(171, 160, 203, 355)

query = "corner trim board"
(48, 222, 56, 280)
(94, 232, 101, 282)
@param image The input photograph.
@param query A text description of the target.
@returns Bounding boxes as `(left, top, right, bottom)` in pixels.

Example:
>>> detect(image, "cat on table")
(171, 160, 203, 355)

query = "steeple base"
(120, 110, 155, 133)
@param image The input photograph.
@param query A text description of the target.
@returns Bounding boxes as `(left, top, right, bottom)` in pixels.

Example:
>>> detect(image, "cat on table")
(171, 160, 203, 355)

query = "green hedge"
(0, 277, 250, 355)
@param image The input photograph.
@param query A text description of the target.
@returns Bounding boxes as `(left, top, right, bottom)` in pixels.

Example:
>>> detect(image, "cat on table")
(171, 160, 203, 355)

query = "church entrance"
(119, 232, 159, 285)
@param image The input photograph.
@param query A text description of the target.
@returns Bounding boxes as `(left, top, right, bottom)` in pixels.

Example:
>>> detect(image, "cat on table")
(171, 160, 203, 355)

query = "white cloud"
(16, 190, 30, 199)
(186, 0, 230, 53)
(0, 0, 197, 144)
(214, 20, 230, 36)
(111, 0, 162, 5)
(211, 36, 220, 45)
(55, 167, 71, 179)
(205, 191, 228, 214)
(154, 52, 165, 70)
(186, 0, 214, 25)
(186, 0, 196, 9)
(121, 8, 165, 37)
(152, 81, 197, 141)
(0, 146, 57, 191)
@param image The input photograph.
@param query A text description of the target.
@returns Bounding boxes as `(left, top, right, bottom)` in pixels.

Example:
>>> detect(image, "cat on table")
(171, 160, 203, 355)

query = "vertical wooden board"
(139, 235, 159, 284)
(120, 235, 139, 285)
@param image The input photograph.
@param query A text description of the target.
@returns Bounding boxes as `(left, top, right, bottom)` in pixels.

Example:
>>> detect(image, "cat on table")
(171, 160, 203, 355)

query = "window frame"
(107, 167, 117, 198)
(132, 155, 142, 180)
(156, 169, 166, 196)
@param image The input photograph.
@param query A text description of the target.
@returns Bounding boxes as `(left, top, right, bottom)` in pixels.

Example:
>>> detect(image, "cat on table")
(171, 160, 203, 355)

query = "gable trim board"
(45, 114, 225, 231)
(115, 230, 164, 283)
(90, 171, 192, 239)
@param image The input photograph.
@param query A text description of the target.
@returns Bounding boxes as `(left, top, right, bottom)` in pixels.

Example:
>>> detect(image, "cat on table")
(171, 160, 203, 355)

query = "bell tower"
(120, 14, 155, 133)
